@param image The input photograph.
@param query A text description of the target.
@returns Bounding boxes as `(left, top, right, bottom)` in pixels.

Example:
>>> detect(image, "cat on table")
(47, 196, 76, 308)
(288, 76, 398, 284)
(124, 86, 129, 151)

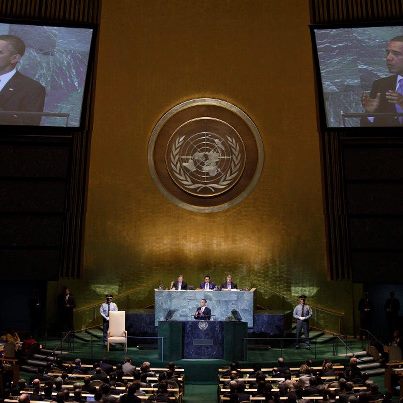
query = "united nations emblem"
(148, 98, 264, 213)
(198, 321, 209, 331)
(167, 122, 245, 197)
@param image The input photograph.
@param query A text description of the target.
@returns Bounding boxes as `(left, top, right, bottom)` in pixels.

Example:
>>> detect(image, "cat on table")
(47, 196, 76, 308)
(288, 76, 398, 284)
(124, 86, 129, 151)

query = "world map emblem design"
(148, 98, 264, 213)
(167, 124, 245, 197)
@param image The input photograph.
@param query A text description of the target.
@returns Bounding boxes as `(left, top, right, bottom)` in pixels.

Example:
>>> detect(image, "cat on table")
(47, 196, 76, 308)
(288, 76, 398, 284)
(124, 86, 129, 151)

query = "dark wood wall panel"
(0, 0, 99, 22)
(311, 0, 403, 23)
(311, 0, 403, 282)
(0, 0, 100, 280)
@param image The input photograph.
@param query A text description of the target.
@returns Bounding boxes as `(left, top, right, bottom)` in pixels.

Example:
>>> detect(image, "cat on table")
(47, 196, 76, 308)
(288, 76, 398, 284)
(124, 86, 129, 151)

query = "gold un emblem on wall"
(148, 98, 264, 213)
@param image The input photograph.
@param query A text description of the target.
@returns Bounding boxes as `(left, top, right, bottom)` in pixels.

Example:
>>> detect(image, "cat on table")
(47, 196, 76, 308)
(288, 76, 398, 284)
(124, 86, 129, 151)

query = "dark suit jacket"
(199, 282, 215, 290)
(172, 281, 188, 290)
(194, 306, 211, 320)
(361, 75, 402, 127)
(0, 71, 46, 125)
(220, 281, 237, 290)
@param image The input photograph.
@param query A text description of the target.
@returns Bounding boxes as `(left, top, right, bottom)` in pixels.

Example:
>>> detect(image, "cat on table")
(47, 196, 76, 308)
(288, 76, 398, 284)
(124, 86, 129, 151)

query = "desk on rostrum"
(154, 289, 254, 327)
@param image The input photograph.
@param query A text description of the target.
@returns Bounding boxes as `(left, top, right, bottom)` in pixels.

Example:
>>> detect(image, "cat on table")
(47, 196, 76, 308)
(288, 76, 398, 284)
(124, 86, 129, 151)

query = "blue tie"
(396, 78, 403, 124)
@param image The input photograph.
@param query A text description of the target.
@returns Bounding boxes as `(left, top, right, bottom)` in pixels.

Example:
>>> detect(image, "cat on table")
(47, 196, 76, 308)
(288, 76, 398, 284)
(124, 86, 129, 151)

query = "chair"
(107, 311, 127, 352)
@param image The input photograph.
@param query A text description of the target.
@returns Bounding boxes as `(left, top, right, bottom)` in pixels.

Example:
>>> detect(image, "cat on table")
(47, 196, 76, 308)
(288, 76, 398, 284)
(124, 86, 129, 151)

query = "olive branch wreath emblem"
(170, 135, 242, 194)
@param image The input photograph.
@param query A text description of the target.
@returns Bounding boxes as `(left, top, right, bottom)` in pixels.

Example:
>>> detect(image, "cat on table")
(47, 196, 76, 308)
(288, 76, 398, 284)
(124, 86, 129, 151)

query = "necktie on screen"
(205, 283, 209, 290)
(107, 303, 110, 318)
(301, 304, 305, 318)
(396, 78, 403, 124)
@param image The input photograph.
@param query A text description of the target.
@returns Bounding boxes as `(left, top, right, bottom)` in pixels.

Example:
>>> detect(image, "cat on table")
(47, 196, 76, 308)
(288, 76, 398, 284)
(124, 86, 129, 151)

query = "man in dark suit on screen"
(361, 35, 403, 126)
(0, 34, 46, 125)
(194, 298, 211, 320)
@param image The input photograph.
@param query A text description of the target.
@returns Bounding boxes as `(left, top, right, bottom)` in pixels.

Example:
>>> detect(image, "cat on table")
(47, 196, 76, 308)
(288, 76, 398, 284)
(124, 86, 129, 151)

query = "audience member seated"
(10, 378, 27, 396)
(100, 382, 118, 402)
(70, 358, 85, 374)
(122, 357, 138, 376)
(30, 378, 44, 401)
(221, 361, 241, 377)
(18, 393, 31, 403)
(139, 361, 155, 384)
(148, 380, 175, 402)
(73, 387, 86, 403)
(273, 357, 291, 379)
(298, 363, 312, 388)
(82, 376, 98, 394)
(91, 367, 109, 383)
(43, 380, 54, 400)
(52, 376, 63, 392)
(99, 359, 114, 375)
(344, 357, 363, 384)
(221, 379, 239, 403)
(119, 382, 142, 403)
(321, 359, 336, 376)
(302, 376, 324, 397)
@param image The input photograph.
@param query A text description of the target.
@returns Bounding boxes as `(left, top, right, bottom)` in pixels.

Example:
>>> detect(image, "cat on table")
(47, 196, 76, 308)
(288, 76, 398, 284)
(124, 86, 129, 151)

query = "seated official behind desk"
(194, 298, 211, 320)
(220, 274, 237, 290)
(199, 275, 216, 290)
(170, 274, 188, 290)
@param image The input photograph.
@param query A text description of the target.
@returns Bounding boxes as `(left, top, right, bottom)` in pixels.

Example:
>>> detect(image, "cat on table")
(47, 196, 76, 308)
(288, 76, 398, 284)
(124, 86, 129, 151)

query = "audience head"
(18, 394, 30, 403)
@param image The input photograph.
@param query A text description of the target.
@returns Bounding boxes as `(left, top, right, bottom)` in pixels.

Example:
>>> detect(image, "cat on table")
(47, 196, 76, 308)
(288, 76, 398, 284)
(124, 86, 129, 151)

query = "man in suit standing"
(170, 274, 188, 290)
(100, 294, 118, 346)
(199, 275, 216, 290)
(293, 295, 312, 349)
(220, 274, 237, 290)
(361, 35, 403, 126)
(0, 34, 46, 125)
(194, 298, 211, 320)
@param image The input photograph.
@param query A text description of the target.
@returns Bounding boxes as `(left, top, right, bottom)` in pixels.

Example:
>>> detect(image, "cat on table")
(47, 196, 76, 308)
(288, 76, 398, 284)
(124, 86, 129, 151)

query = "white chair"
(107, 311, 127, 352)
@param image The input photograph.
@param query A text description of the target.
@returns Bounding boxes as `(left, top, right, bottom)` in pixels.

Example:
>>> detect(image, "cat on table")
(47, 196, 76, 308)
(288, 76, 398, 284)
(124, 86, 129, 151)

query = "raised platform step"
(338, 350, 368, 357)
(358, 362, 381, 370)
(288, 330, 325, 340)
(73, 332, 92, 342)
(32, 353, 58, 362)
(20, 365, 39, 373)
(85, 328, 103, 339)
(356, 356, 374, 363)
(39, 348, 68, 355)
(364, 368, 385, 376)
(314, 335, 337, 344)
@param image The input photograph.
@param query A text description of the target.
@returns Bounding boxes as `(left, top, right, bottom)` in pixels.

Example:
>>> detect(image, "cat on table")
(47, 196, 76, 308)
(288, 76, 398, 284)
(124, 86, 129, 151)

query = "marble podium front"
(154, 289, 254, 327)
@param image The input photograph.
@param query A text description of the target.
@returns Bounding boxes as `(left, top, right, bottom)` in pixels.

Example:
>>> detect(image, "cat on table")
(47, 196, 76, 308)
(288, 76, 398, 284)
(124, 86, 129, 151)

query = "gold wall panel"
(68, 0, 355, 333)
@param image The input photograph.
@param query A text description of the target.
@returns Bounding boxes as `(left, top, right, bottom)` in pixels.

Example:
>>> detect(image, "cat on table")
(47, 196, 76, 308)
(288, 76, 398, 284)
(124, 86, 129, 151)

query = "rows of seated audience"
(0, 353, 184, 403)
(218, 358, 392, 402)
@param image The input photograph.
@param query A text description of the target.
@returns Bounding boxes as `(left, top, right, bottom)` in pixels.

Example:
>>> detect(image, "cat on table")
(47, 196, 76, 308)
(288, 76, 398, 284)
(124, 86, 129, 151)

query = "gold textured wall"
(67, 0, 355, 333)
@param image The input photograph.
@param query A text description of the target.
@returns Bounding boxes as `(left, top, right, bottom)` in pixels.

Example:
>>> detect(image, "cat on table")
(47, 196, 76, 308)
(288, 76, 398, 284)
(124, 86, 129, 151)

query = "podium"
(158, 320, 247, 361)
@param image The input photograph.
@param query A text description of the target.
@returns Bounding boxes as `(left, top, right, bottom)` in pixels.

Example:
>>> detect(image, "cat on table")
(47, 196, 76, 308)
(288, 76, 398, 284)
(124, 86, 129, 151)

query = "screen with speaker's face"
(312, 25, 403, 128)
(0, 22, 94, 127)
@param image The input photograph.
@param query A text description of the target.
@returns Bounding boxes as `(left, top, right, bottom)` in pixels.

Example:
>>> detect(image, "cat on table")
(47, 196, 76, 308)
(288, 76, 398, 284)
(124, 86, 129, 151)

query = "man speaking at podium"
(0, 35, 46, 125)
(194, 298, 211, 320)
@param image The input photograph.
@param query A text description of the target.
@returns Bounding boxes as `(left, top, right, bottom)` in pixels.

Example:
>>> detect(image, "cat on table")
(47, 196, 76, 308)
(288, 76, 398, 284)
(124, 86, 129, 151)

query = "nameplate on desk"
(193, 338, 213, 346)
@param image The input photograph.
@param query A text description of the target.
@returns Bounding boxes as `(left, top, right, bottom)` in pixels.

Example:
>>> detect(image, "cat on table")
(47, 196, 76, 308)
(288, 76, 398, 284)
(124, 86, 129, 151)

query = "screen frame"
(0, 17, 97, 132)
(310, 20, 403, 132)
